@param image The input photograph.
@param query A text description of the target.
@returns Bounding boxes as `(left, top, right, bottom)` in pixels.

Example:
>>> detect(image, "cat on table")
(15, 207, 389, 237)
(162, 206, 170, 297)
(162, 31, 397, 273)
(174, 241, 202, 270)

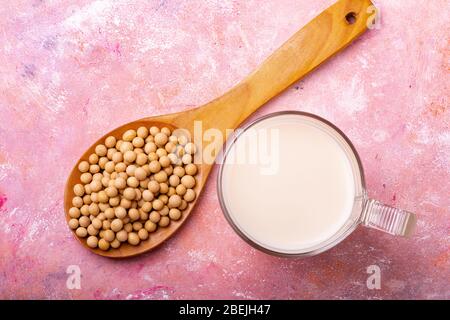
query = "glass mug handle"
(361, 199, 417, 237)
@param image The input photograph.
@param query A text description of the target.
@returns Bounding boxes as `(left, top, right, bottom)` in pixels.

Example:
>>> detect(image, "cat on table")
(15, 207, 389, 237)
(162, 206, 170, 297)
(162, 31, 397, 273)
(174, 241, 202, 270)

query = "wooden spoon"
(65, 0, 375, 258)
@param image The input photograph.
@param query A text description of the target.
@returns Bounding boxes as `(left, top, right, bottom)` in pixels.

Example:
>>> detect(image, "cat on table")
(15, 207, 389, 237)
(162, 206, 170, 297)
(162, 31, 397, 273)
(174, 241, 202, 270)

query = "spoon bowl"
(64, 118, 207, 258)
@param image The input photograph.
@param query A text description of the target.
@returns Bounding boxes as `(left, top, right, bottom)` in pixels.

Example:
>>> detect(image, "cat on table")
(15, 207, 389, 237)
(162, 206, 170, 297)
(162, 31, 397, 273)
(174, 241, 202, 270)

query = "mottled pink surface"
(0, 0, 449, 300)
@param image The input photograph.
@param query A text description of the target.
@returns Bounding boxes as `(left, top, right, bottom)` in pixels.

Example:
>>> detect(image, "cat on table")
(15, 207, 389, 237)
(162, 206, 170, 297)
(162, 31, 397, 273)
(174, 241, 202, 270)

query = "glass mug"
(217, 111, 417, 257)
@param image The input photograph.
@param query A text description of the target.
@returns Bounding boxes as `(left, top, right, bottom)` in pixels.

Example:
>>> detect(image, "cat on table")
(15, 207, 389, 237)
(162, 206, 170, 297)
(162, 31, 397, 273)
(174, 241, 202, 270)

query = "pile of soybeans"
(67, 126, 198, 251)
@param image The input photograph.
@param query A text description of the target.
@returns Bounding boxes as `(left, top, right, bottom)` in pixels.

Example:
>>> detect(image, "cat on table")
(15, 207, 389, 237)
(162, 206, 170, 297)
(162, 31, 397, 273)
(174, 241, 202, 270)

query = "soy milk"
(220, 114, 356, 254)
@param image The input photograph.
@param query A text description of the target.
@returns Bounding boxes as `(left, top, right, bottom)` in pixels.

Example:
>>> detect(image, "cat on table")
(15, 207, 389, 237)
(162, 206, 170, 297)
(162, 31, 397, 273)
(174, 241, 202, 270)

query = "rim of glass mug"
(216, 111, 417, 257)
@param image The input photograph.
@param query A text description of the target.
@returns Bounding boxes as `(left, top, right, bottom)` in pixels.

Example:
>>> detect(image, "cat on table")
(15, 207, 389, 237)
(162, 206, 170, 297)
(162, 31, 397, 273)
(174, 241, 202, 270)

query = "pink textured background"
(0, 0, 449, 299)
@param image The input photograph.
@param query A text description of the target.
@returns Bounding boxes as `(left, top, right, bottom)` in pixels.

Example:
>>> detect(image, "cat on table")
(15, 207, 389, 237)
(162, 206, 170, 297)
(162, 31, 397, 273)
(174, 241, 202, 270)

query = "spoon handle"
(195, 0, 375, 133)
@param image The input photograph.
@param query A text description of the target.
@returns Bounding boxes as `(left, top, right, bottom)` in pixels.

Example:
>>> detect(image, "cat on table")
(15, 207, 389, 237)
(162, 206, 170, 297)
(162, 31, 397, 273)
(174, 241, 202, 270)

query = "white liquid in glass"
(221, 114, 356, 254)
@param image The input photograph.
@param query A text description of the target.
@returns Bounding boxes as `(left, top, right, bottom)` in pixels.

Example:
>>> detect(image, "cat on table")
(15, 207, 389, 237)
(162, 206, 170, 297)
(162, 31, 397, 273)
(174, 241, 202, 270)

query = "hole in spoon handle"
(345, 12, 357, 24)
